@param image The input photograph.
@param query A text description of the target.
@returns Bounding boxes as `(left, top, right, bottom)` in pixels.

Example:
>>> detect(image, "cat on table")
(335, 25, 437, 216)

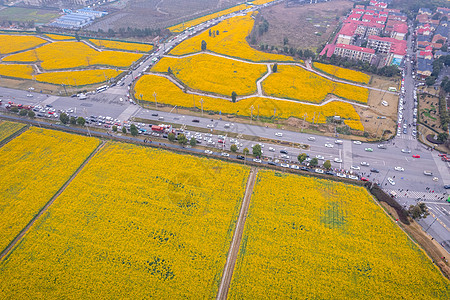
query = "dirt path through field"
(216, 167, 258, 300)
(0, 141, 106, 261)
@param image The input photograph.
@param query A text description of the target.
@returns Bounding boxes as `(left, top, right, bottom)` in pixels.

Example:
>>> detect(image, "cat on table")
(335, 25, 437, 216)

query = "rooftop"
(335, 43, 375, 54)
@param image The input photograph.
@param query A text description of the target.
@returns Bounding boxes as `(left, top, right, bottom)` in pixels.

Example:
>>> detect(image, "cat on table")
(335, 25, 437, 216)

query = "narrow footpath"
(216, 167, 258, 300)
(0, 141, 106, 260)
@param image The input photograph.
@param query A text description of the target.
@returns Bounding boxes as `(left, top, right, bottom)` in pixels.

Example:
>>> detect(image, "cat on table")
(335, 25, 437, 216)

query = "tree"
(70, 116, 77, 125)
(208, 29, 211, 36)
(243, 147, 249, 156)
(27, 110, 35, 118)
(216, 30, 219, 35)
(130, 124, 138, 136)
(190, 137, 197, 146)
(168, 132, 175, 142)
(9, 106, 18, 113)
(438, 132, 449, 142)
(230, 144, 238, 152)
(19, 109, 27, 116)
(76, 117, 85, 126)
(178, 133, 188, 145)
(112, 125, 117, 132)
(252, 144, 262, 157)
(60, 113, 69, 124)
(408, 202, 429, 220)
(272, 63, 278, 73)
(310, 157, 318, 167)
(201, 40, 207, 51)
(283, 37, 289, 45)
(425, 76, 436, 86)
(122, 126, 127, 134)
(323, 160, 331, 170)
(75, 32, 80, 42)
(231, 91, 237, 103)
(298, 153, 307, 163)
(168, 67, 172, 75)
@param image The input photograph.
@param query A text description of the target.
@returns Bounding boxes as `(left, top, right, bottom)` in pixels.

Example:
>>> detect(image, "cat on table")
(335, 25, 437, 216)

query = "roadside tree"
(310, 157, 318, 167)
(60, 113, 69, 124)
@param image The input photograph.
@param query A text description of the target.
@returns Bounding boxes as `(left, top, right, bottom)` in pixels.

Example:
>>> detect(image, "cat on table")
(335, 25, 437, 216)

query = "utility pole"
(250, 105, 254, 121)
(153, 92, 157, 108)
(200, 98, 204, 117)
(83, 108, 92, 137)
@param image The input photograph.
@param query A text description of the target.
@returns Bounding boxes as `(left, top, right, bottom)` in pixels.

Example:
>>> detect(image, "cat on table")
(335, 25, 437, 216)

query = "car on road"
(387, 177, 395, 185)
(315, 169, 324, 174)
(348, 175, 358, 180)
(275, 132, 283, 137)
(204, 150, 213, 154)
(360, 162, 370, 166)
(336, 173, 346, 178)
(401, 148, 411, 153)
(353, 141, 362, 145)
(301, 167, 310, 172)
(377, 144, 387, 149)
(334, 158, 342, 163)
(370, 168, 379, 173)
(364, 148, 373, 152)
(394, 166, 404, 172)
(268, 147, 275, 152)
(26, 94, 33, 97)
(253, 158, 261, 163)
(290, 164, 299, 170)
(307, 137, 315, 141)
(280, 149, 288, 154)
(316, 155, 324, 160)
(325, 143, 334, 148)
(206, 124, 214, 128)
(192, 119, 200, 123)
(268, 161, 276, 166)
(151, 113, 158, 116)
(444, 185, 450, 189)
(221, 152, 229, 157)
(280, 163, 289, 168)
(236, 155, 245, 160)
(334, 140, 343, 145)
(351, 165, 360, 170)
(360, 177, 369, 181)
(412, 155, 420, 158)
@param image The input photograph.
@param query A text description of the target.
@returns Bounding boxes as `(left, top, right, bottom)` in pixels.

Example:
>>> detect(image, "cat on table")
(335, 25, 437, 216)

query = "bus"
(96, 85, 108, 93)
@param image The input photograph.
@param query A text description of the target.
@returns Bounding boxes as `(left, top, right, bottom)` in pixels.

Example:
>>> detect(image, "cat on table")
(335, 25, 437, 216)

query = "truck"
(151, 125, 164, 132)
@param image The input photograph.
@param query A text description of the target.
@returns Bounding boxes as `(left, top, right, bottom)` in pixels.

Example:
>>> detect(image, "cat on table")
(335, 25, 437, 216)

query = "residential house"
(391, 23, 408, 40)
(417, 58, 434, 78)
(432, 25, 448, 44)
(333, 44, 376, 63)
(419, 8, 432, 16)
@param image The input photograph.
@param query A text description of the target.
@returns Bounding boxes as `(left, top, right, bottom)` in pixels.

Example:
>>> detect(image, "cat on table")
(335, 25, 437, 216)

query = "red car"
(412, 155, 420, 158)
(48, 111, 54, 115)
(360, 177, 369, 181)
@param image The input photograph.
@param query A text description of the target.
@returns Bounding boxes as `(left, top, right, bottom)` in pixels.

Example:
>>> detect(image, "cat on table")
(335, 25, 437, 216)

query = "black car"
(236, 155, 245, 160)
(444, 185, 450, 189)
(370, 168, 380, 173)
(162, 134, 168, 138)
(280, 150, 288, 154)
(192, 119, 200, 123)
(301, 167, 310, 172)
(151, 113, 158, 116)
(268, 161, 276, 166)
(325, 171, 335, 176)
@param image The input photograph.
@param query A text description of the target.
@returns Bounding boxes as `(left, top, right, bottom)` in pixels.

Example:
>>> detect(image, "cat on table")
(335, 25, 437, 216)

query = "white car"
(290, 164, 300, 170)
(336, 173, 346, 178)
(268, 147, 275, 152)
(360, 162, 369, 166)
(316, 155, 325, 160)
(280, 163, 289, 168)
(221, 152, 230, 157)
(206, 124, 214, 128)
(353, 141, 362, 145)
(348, 175, 358, 180)
(204, 150, 213, 154)
(351, 165, 360, 170)
(334, 140, 343, 145)
(26, 94, 33, 97)
(315, 169, 324, 174)
(275, 132, 283, 137)
(388, 177, 395, 185)
(433, 177, 439, 182)
(334, 158, 342, 163)
(325, 143, 334, 148)
(401, 149, 411, 154)
(253, 158, 262, 163)
(394, 166, 404, 172)
(307, 137, 316, 141)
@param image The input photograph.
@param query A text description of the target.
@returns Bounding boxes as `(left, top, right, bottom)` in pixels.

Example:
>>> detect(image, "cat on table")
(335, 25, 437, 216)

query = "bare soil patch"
(253, 1, 353, 51)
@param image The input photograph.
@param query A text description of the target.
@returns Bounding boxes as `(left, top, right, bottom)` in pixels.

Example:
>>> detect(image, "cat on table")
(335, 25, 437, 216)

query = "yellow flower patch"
(167, 4, 249, 33)
(0, 64, 33, 79)
(0, 121, 26, 142)
(151, 54, 267, 96)
(135, 74, 363, 125)
(0, 142, 250, 298)
(89, 39, 153, 52)
(3, 41, 142, 70)
(44, 34, 75, 40)
(313, 62, 371, 84)
(262, 65, 369, 103)
(36, 69, 121, 86)
(0, 127, 100, 253)
(170, 13, 295, 62)
(229, 170, 450, 299)
(344, 119, 365, 131)
(0, 34, 46, 54)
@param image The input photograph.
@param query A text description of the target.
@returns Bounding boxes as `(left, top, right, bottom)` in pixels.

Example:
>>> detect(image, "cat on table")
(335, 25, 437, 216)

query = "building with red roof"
(391, 23, 408, 40)
(367, 35, 407, 66)
(347, 13, 361, 21)
(333, 44, 376, 63)
(351, 8, 365, 15)
(336, 22, 358, 45)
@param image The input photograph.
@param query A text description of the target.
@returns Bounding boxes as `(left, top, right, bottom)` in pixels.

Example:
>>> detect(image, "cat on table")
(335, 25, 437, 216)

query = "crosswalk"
(384, 189, 447, 201)
(396, 134, 415, 140)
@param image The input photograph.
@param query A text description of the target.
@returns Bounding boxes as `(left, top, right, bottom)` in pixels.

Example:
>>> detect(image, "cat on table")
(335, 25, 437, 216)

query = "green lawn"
(0, 7, 59, 23)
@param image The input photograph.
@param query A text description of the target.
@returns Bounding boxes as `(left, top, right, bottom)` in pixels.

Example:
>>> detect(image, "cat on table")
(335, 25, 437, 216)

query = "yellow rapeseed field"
(251, 0, 277, 4)
(262, 65, 369, 103)
(0, 34, 46, 54)
(344, 119, 365, 131)
(36, 69, 121, 86)
(0, 127, 100, 254)
(151, 54, 267, 96)
(313, 62, 371, 84)
(229, 170, 450, 299)
(89, 39, 153, 52)
(0, 142, 250, 298)
(2, 41, 142, 70)
(170, 13, 295, 62)
(44, 34, 75, 40)
(167, 4, 249, 33)
(0, 121, 26, 142)
(0, 64, 33, 79)
(135, 75, 363, 126)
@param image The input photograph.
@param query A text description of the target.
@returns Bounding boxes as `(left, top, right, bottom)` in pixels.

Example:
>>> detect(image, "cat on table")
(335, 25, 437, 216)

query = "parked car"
(370, 168, 379, 173)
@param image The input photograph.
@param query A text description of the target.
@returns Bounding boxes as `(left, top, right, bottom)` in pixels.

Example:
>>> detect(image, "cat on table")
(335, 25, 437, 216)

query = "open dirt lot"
(254, 0, 353, 50)
(88, 0, 242, 31)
